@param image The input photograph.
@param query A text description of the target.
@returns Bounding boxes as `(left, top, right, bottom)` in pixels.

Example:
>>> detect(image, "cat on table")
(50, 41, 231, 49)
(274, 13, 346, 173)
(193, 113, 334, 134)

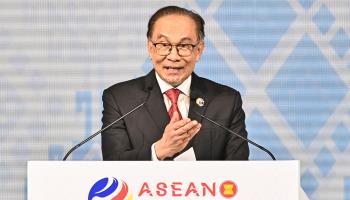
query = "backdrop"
(1, 0, 349, 199)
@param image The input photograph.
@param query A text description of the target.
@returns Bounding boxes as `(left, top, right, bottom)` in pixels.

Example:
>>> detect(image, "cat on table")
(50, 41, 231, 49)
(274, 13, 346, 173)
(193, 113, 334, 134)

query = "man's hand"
(155, 111, 201, 160)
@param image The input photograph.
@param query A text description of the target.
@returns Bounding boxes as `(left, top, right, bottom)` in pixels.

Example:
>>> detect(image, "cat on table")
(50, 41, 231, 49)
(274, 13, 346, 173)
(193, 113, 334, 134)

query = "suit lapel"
(188, 76, 207, 123)
(143, 70, 170, 134)
(188, 73, 212, 124)
(172, 74, 213, 160)
(188, 73, 214, 160)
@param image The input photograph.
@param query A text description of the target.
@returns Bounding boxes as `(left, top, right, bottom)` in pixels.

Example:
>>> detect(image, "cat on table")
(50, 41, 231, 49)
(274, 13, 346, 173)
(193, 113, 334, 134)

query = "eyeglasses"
(151, 41, 200, 57)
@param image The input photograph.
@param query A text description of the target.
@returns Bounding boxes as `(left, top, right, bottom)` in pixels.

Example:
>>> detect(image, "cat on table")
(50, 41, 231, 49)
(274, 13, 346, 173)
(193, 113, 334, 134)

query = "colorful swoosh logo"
(88, 177, 133, 200)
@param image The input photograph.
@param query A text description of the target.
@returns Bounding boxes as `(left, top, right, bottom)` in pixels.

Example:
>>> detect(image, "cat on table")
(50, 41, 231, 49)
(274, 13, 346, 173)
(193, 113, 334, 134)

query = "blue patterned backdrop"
(1, 0, 349, 199)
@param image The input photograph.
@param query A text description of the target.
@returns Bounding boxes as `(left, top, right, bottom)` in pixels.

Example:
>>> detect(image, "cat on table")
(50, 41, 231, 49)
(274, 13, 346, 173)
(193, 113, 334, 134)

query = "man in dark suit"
(102, 6, 249, 160)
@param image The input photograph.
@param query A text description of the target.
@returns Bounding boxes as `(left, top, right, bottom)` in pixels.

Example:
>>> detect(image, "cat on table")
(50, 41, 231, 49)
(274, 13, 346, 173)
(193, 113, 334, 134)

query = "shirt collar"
(155, 72, 191, 96)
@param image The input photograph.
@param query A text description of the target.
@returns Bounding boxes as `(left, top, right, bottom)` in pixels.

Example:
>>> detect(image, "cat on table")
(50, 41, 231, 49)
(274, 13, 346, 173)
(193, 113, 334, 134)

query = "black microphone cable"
(192, 96, 276, 160)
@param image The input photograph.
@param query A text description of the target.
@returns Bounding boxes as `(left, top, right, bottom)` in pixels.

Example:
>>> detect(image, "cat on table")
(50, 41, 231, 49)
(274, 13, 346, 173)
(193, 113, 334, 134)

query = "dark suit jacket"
(101, 70, 249, 160)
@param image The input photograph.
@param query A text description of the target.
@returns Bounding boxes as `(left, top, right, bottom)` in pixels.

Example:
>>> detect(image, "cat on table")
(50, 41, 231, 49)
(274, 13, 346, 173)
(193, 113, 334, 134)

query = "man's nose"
(167, 46, 181, 61)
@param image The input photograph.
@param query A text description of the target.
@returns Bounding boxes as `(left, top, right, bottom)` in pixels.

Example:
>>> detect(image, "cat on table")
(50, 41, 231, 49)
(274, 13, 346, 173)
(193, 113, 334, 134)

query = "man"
(102, 6, 249, 160)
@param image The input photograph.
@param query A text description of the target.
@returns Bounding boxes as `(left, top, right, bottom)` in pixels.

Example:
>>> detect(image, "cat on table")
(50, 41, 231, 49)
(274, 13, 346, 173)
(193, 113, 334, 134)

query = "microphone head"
(196, 97, 205, 107)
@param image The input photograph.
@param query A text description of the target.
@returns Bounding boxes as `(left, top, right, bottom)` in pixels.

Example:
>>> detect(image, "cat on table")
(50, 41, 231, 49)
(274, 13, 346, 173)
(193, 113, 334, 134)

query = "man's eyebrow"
(156, 34, 169, 40)
(178, 38, 193, 43)
(155, 34, 195, 43)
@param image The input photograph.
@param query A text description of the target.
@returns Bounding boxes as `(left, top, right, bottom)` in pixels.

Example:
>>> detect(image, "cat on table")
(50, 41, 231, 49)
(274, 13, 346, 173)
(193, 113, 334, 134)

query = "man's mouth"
(164, 66, 184, 70)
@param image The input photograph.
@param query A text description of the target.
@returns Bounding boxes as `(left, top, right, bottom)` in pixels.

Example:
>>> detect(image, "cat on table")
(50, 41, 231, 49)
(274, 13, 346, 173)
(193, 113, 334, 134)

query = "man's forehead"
(151, 15, 198, 41)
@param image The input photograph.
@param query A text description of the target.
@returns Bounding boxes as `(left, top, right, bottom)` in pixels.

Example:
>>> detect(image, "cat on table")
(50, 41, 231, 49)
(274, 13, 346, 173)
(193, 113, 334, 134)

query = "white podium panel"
(28, 161, 300, 200)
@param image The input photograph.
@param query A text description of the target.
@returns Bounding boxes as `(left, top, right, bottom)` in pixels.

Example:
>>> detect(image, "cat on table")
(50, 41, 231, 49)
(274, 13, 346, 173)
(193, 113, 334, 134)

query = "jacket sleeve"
(101, 90, 152, 160)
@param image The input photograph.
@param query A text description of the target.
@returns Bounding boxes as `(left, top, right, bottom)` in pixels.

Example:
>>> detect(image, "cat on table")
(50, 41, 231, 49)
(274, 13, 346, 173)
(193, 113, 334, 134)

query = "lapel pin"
(196, 98, 205, 107)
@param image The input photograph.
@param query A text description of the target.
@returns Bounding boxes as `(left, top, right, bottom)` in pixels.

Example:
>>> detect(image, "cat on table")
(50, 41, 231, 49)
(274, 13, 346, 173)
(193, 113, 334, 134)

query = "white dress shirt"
(156, 72, 191, 118)
(151, 72, 192, 160)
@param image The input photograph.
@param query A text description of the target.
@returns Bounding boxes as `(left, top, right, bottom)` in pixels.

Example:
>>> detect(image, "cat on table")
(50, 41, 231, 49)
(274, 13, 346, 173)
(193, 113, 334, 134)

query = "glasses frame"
(150, 41, 200, 57)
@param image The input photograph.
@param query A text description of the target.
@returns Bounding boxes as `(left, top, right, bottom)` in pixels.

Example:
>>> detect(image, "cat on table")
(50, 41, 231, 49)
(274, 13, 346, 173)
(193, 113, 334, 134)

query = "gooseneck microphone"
(62, 87, 152, 160)
(192, 97, 276, 160)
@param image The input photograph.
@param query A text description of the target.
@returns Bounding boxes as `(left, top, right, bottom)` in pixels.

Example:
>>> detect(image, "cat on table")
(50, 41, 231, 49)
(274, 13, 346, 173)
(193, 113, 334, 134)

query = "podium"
(28, 160, 307, 200)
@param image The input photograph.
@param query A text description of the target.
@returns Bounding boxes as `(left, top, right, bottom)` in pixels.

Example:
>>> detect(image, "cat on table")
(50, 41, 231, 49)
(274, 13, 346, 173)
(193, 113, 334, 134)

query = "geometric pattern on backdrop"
(1, 0, 349, 200)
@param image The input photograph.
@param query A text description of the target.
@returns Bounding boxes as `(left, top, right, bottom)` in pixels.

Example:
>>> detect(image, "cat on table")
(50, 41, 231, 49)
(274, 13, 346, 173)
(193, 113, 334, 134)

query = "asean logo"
(220, 180, 238, 198)
(88, 177, 133, 200)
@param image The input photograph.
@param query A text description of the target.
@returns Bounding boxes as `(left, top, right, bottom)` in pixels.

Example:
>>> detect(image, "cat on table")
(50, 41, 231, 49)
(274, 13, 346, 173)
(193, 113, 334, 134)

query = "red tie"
(165, 88, 182, 119)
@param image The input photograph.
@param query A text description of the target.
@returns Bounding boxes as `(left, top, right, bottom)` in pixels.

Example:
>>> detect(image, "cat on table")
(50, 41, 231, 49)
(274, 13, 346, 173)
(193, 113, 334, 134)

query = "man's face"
(148, 14, 204, 86)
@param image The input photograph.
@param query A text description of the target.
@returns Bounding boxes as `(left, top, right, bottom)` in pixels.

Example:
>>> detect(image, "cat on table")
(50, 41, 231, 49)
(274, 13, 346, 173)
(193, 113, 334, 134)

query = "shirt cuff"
(151, 142, 160, 161)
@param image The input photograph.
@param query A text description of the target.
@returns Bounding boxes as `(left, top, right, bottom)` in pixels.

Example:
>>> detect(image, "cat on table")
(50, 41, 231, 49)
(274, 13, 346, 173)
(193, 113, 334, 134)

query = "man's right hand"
(154, 111, 201, 160)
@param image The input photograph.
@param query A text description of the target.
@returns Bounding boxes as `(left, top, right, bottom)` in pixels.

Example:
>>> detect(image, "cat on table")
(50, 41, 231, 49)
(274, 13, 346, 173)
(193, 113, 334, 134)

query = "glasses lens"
(178, 48, 191, 56)
(155, 43, 170, 56)
(153, 42, 196, 56)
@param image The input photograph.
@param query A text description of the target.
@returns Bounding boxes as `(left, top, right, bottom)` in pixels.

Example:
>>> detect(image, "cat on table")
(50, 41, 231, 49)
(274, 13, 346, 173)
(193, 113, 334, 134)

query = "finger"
(187, 123, 201, 136)
(175, 120, 199, 134)
(172, 118, 191, 130)
(190, 125, 201, 139)
(179, 125, 200, 143)
(173, 124, 201, 142)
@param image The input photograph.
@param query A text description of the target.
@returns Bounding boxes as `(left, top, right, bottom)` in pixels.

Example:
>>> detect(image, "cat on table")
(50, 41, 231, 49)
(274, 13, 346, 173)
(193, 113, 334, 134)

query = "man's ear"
(195, 41, 205, 61)
(147, 40, 153, 57)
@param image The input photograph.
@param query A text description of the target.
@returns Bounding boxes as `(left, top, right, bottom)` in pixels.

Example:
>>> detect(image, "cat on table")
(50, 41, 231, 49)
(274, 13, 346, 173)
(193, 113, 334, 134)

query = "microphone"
(62, 87, 153, 160)
(192, 96, 276, 160)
